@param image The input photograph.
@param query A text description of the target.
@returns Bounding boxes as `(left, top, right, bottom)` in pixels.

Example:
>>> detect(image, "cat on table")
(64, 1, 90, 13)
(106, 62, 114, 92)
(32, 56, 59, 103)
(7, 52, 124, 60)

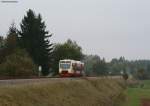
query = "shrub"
(0, 49, 38, 77)
(122, 73, 129, 81)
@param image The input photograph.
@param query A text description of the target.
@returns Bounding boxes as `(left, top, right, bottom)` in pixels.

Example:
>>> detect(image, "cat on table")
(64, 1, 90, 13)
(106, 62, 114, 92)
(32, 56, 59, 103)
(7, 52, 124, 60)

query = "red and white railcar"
(59, 59, 84, 77)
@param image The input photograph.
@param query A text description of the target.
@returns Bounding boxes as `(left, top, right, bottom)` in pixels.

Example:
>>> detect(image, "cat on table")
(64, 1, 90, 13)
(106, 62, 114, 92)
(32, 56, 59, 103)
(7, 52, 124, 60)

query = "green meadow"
(123, 80, 150, 106)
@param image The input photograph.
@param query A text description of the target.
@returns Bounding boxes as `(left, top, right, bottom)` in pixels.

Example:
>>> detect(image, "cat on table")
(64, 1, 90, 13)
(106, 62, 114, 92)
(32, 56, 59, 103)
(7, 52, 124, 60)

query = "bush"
(136, 69, 148, 80)
(122, 73, 128, 81)
(0, 49, 38, 77)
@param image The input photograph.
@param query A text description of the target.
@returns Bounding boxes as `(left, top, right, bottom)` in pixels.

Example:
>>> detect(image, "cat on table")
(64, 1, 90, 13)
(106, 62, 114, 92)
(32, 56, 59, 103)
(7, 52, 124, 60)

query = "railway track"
(0, 76, 122, 86)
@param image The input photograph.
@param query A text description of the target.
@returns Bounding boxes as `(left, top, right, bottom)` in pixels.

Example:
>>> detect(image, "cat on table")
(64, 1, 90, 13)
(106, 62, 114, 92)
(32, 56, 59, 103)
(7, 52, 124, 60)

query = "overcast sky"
(0, 0, 150, 61)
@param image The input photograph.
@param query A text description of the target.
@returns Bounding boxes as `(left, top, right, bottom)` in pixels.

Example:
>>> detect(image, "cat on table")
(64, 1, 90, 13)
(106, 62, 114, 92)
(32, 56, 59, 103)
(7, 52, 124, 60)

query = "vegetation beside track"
(0, 78, 126, 106)
(122, 80, 150, 106)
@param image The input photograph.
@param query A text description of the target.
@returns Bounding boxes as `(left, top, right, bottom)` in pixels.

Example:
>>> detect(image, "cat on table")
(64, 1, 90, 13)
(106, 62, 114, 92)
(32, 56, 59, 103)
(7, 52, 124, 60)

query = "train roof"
(59, 59, 84, 64)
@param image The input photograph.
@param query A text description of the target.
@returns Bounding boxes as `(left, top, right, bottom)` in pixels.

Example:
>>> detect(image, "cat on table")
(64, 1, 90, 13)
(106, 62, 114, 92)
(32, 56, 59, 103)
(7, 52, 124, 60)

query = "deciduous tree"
(52, 39, 83, 74)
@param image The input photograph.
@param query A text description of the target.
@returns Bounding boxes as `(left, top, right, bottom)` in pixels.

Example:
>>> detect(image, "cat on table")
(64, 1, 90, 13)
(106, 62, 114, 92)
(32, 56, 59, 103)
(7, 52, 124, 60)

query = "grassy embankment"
(0, 78, 126, 106)
(123, 80, 150, 106)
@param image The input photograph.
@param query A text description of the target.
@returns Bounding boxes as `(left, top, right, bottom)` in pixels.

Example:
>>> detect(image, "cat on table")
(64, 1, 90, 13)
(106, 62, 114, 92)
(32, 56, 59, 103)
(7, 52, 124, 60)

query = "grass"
(123, 80, 150, 106)
(0, 78, 125, 106)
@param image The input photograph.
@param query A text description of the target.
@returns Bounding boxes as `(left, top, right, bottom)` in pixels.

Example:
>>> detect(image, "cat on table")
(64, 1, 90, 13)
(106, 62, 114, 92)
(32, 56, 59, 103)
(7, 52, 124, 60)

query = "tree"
(5, 22, 18, 54)
(136, 68, 147, 80)
(0, 36, 5, 49)
(52, 39, 83, 74)
(18, 9, 53, 75)
(0, 36, 5, 64)
(83, 55, 101, 76)
(0, 23, 19, 64)
(147, 64, 150, 70)
(109, 57, 127, 75)
(92, 57, 108, 76)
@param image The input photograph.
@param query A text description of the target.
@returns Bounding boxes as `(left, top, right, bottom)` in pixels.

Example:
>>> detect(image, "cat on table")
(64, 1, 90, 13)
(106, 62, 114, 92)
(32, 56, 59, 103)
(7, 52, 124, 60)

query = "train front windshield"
(60, 61, 71, 69)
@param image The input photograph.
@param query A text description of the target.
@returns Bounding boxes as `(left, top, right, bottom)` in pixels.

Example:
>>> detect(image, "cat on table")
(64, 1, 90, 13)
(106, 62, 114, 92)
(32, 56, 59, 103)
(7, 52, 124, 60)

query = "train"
(59, 59, 84, 77)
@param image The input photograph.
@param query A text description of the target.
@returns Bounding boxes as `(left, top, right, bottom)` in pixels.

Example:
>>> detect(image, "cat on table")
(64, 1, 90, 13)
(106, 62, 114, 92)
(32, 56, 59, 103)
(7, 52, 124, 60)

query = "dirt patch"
(141, 99, 150, 106)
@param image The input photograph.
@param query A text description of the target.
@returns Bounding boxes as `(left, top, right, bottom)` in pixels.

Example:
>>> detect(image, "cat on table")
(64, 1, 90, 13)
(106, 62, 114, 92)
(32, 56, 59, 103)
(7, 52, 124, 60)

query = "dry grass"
(0, 78, 126, 106)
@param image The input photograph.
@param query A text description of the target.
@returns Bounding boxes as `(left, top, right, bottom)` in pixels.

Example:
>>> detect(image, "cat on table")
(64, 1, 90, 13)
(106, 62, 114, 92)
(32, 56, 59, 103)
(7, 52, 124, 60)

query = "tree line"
(84, 55, 150, 79)
(0, 9, 150, 79)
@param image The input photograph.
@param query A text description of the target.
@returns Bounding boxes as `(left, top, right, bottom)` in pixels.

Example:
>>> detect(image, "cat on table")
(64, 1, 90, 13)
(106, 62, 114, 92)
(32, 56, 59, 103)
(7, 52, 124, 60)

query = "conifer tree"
(6, 22, 18, 53)
(19, 9, 53, 75)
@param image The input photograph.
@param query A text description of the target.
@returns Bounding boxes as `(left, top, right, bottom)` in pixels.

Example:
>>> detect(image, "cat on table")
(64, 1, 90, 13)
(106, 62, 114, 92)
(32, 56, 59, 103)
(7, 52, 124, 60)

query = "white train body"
(59, 59, 84, 77)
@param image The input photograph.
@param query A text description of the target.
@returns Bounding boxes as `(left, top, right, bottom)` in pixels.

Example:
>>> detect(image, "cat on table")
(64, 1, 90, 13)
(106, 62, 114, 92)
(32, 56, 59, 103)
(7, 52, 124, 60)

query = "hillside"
(0, 78, 126, 106)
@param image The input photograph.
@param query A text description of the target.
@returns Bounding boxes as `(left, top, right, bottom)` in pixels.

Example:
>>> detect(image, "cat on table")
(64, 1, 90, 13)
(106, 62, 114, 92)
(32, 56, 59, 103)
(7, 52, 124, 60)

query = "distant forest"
(84, 55, 150, 79)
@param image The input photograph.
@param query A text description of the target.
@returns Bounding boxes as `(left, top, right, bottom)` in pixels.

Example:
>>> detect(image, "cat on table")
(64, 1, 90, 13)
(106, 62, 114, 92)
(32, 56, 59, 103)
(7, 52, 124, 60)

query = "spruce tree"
(6, 22, 18, 53)
(0, 23, 18, 64)
(19, 9, 53, 75)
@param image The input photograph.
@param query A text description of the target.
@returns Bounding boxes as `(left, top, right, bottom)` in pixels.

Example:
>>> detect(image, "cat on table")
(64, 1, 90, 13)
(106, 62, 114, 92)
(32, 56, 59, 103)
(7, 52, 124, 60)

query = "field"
(0, 78, 125, 106)
(123, 80, 150, 106)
